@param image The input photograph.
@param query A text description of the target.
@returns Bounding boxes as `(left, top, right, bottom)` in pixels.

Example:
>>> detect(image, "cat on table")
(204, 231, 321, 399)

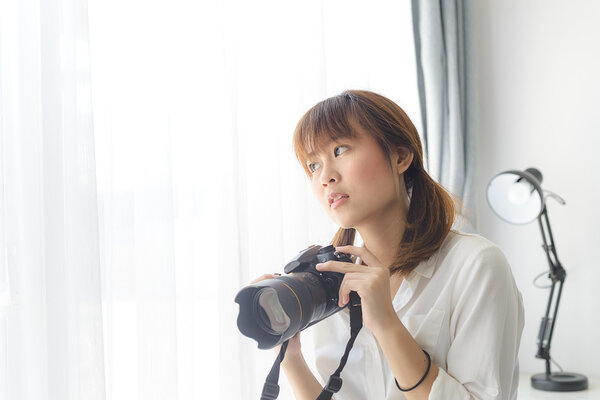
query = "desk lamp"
(487, 167, 588, 391)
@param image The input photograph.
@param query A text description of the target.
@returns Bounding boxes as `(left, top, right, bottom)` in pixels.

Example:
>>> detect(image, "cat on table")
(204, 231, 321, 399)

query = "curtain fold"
(0, 0, 106, 399)
(412, 0, 476, 232)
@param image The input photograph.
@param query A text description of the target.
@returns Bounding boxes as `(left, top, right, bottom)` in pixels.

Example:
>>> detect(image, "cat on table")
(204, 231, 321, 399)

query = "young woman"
(252, 90, 524, 400)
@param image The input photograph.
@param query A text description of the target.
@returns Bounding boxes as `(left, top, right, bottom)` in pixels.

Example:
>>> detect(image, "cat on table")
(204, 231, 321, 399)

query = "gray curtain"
(412, 0, 476, 232)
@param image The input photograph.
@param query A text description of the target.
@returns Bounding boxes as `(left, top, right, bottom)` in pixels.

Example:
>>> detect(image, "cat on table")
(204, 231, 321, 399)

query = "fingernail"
(316, 263, 323, 269)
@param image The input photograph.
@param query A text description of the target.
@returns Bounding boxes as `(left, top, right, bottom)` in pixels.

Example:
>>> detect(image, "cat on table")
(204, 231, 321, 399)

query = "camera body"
(235, 244, 354, 349)
(283, 243, 351, 304)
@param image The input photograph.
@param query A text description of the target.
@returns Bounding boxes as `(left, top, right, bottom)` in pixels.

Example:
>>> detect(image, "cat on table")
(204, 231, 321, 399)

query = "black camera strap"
(260, 340, 289, 400)
(316, 290, 362, 400)
(259, 291, 362, 400)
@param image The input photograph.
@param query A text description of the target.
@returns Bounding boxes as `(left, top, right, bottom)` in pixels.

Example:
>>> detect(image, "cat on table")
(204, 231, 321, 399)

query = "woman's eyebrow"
(307, 138, 353, 159)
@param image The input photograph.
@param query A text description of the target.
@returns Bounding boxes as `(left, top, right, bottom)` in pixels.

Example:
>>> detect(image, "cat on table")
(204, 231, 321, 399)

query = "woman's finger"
(338, 276, 358, 307)
(316, 260, 365, 273)
(250, 273, 279, 284)
(338, 277, 349, 307)
(335, 245, 380, 267)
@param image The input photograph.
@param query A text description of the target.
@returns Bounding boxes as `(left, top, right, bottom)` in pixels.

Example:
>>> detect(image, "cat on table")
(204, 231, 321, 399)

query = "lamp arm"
(539, 207, 566, 281)
(535, 207, 566, 376)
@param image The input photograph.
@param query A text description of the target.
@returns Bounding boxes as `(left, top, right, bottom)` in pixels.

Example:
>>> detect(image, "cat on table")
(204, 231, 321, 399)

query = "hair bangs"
(293, 96, 359, 176)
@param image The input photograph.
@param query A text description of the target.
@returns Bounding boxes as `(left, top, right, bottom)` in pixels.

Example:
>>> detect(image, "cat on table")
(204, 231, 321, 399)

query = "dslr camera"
(235, 244, 354, 349)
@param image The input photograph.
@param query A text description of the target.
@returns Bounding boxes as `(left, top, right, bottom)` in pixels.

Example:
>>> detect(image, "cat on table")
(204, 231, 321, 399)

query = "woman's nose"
(319, 163, 339, 186)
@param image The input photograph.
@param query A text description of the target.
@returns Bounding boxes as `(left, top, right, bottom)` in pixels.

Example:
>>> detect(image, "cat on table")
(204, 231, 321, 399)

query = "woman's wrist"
(372, 313, 439, 397)
(370, 305, 402, 339)
(280, 352, 324, 400)
(281, 351, 305, 369)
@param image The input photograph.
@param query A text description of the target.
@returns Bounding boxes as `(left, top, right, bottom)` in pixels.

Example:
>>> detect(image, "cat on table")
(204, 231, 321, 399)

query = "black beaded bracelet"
(394, 349, 431, 392)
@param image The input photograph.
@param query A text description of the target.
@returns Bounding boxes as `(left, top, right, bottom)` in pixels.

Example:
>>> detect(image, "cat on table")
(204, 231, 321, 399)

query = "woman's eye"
(308, 146, 348, 173)
(334, 145, 348, 156)
(308, 161, 320, 173)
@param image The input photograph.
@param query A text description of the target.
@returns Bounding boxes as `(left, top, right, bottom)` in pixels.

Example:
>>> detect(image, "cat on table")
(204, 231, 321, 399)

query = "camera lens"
(254, 288, 291, 335)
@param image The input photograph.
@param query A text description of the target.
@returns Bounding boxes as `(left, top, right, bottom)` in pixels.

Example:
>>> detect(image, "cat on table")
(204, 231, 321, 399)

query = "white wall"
(472, 1, 600, 376)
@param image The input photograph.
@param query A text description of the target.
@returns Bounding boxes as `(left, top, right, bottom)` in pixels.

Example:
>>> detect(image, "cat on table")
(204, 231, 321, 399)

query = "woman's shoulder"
(442, 229, 499, 251)
(435, 230, 512, 279)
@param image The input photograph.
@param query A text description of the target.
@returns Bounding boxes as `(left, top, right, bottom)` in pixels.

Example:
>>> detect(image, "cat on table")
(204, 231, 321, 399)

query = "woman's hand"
(249, 274, 303, 363)
(315, 246, 397, 335)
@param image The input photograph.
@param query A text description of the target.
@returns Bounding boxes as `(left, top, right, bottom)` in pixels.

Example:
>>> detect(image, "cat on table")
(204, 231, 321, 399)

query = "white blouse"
(310, 230, 525, 400)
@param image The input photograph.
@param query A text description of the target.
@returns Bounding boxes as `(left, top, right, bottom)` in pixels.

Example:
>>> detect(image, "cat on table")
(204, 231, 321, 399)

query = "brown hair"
(292, 90, 460, 276)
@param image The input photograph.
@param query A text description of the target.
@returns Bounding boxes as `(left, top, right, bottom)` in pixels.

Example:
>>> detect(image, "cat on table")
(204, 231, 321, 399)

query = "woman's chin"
(326, 207, 359, 229)
(333, 218, 357, 230)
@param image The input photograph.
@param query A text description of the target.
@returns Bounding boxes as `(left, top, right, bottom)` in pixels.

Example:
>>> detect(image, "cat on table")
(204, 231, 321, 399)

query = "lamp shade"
(486, 168, 544, 225)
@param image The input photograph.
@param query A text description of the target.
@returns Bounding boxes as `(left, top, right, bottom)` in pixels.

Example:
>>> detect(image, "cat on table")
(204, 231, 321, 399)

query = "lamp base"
(531, 372, 588, 391)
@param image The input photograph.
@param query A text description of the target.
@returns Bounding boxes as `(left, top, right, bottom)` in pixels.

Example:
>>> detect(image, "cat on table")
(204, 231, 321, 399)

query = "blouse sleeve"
(428, 244, 525, 400)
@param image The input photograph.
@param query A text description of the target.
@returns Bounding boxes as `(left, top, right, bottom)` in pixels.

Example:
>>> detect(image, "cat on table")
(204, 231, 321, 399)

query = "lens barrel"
(235, 272, 333, 349)
(235, 245, 352, 349)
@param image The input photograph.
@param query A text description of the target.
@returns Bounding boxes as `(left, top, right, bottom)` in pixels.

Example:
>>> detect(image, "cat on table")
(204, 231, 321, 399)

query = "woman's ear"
(394, 147, 414, 175)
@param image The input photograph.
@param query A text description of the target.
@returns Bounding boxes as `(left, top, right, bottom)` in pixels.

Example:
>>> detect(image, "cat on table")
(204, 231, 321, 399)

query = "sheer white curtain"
(0, 0, 105, 399)
(2, 0, 420, 399)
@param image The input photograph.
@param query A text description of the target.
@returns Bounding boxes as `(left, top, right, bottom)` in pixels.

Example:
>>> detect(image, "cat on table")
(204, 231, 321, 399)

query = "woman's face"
(306, 125, 409, 229)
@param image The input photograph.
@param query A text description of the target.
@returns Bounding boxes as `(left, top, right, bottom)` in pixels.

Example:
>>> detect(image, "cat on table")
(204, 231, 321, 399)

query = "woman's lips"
(330, 196, 349, 209)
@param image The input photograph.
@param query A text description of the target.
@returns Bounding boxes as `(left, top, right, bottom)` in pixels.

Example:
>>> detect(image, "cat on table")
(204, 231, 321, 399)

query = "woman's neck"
(356, 199, 408, 270)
